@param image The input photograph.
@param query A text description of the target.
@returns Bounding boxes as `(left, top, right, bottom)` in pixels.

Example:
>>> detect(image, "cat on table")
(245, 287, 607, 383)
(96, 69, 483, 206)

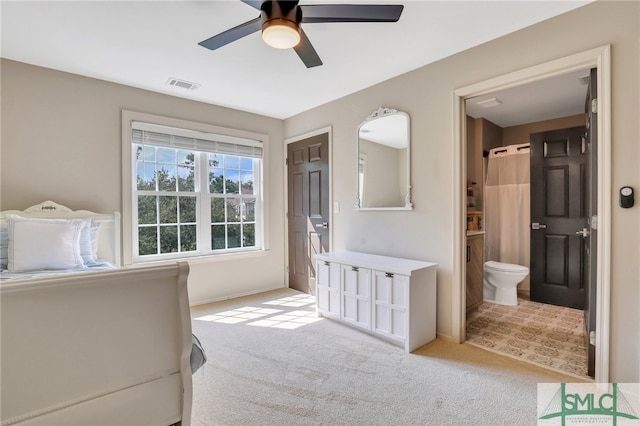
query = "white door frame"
(283, 126, 333, 288)
(451, 45, 611, 383)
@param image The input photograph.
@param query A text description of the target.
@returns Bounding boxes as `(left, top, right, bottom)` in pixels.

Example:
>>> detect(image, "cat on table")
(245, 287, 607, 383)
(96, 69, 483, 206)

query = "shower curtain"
(485, 143, 530, 290)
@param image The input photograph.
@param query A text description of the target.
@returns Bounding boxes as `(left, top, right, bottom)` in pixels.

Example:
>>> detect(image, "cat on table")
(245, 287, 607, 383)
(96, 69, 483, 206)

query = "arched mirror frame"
(355, 107, 412, 211)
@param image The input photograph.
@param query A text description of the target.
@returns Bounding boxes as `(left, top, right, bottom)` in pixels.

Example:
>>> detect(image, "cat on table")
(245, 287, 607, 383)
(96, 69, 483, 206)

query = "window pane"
(210, 169, 224, 194)
(225, 155, 240, 169)
(209, 153, 223, 168)
(211, 198, 226, 223)
(240, 157, 253, 170)
(243, 223, 255, 247)
(244, 198, 256, 221)
(212, 225, 226, 250)
(180, 196, 197, 223)
(158, 165, 177, 191)
(180, 225, 197, 252)
(142, 145, 155, 161)
(178, 150, 194, 166)
(138, 196, 157, 224)
(241, 170, 254, 194)
(137, 163, 151, 190)
(157, 147, 176, 164)
(226, 199, 241, 222)
(227, 224, 241, 249)
(138, 226, 157, 255)
(178, 165, 195, 191)
(160, 225, 178, 253)
(137, 163, 156, 190)
(225, 170, 240, 194)
(159, 196, 177, 223)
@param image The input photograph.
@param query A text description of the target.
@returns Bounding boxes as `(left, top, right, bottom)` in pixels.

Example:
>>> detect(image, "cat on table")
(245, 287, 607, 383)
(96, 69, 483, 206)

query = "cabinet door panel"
(373, 271, 408, 340)
(341, 265, 370, 329)
(316, 261, 330, 312)
(316, 261, 340, 317)
(375, 305, 390, 333)
(392, 309, 406, 338)
(392, 279, 406, 306)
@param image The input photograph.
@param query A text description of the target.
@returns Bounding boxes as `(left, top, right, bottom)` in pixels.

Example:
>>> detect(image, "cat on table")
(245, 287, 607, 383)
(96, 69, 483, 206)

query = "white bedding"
(0, 259, 117, 281)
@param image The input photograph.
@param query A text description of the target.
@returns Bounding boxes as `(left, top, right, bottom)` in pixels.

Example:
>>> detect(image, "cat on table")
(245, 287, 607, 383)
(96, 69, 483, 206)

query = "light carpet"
(190, 289, 585, 426)
(466, 298, 589, 380)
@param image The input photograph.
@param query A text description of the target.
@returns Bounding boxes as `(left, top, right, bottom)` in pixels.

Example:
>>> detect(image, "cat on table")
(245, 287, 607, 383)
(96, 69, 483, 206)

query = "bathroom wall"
(502, 114, 585, 146)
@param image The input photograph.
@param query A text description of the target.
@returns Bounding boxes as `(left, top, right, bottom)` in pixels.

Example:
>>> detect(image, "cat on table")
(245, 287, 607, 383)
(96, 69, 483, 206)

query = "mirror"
(356, 107, 412, 210)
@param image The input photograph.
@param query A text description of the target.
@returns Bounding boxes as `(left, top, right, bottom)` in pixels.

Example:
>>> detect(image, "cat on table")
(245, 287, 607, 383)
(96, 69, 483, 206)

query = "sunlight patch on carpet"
(195, 307, 282, 324)
(248, 309, 322, 329)
(263, 294, 316, 308)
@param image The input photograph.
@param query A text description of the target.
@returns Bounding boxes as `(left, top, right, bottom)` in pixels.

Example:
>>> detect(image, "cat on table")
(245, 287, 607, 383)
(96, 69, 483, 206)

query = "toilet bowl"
(483, 261, 529, 306)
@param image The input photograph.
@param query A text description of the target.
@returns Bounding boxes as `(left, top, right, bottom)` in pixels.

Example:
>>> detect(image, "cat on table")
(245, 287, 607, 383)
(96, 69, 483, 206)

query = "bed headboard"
(0, 200, 121, 266)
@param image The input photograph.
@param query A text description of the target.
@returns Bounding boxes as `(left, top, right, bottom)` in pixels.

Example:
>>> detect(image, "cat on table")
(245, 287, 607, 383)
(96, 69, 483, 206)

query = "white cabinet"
(314, 251, 438, 352)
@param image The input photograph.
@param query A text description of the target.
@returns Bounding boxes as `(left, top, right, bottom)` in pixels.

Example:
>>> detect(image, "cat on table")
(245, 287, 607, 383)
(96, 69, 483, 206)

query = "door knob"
(531, 222, 547, 230)
(315, 222, 329, 229)
(576, 228, 589, 237)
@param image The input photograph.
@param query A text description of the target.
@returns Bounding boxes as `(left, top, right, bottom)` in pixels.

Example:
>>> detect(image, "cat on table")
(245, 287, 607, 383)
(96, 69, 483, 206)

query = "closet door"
(341, 265, 371, 329)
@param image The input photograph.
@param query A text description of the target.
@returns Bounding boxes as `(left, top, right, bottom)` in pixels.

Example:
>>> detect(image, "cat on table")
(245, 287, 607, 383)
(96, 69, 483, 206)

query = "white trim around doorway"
(451, 45, 611, 383)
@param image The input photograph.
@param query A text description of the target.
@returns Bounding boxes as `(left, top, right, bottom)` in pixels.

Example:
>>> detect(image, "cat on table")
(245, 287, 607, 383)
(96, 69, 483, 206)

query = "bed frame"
(0, 202, 193, 425)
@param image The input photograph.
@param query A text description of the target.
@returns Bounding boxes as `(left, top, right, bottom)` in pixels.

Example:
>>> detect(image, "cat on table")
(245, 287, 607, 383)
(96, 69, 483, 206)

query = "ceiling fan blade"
(300, 4, 403, 23)
(240, 0, 264, 10)
(293, 29, 322, 68)
(199, 17, 262, 51)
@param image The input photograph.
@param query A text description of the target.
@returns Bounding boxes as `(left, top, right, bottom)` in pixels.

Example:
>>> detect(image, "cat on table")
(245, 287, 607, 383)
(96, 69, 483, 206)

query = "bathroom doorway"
(452, 46, 611, 382)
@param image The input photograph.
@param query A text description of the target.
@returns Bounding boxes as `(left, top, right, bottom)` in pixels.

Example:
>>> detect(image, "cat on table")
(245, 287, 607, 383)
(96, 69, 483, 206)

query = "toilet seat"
(485, 260, 528, 273)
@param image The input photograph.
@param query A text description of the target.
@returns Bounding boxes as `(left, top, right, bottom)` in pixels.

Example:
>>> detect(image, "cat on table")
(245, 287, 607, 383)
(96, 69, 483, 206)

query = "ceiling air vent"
(166, 78, 200, 91)
(476, 98, 503, 109)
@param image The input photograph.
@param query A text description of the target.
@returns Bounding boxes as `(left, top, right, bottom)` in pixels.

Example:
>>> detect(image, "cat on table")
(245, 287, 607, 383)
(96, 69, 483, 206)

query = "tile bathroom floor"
(466, 297, 590, 380)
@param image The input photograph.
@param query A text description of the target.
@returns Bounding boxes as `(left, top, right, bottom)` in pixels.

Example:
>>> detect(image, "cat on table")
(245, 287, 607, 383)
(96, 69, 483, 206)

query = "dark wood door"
(584, 68, 598, 377)
(530, 125, 587, 309)
(287, 133, 330, 295)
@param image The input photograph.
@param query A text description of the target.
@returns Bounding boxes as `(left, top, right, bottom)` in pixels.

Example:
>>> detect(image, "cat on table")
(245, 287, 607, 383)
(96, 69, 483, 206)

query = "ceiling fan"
(198, 0, 404, 68)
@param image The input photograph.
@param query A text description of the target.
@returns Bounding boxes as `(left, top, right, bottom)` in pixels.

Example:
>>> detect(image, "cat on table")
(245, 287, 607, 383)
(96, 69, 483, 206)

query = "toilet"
(483, 261, 529, 306)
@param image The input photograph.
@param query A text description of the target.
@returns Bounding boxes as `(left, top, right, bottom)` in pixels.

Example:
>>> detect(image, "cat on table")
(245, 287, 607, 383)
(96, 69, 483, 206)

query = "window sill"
(126, 249, 269, 268)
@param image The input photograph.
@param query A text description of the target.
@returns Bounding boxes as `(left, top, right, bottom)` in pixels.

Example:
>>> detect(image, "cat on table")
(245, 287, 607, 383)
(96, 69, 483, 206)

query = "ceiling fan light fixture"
(262, 19, 300, 49)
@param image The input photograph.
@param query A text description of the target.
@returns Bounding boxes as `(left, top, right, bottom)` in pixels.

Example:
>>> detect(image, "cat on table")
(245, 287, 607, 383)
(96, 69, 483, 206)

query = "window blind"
(132, 122, 262, 158)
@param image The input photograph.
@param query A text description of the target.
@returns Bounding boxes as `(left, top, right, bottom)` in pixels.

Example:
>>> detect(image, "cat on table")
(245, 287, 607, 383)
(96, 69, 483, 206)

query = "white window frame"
(122, 110, 269, 265)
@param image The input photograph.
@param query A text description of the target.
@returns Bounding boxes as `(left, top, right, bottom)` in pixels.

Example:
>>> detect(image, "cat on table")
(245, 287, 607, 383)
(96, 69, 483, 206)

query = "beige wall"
(0, 59, 287, 305)
(284, 1, 639, 381)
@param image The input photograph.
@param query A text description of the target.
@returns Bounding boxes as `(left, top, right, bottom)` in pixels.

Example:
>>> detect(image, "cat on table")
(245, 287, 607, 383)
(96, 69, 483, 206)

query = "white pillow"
(6, 215, 85, 272)
(0, 221, 8, 270)
(79, 220, 100, 264)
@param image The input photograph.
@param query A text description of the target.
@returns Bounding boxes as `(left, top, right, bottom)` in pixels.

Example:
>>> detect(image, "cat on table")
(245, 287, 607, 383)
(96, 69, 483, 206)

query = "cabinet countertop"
(315, 250, 438, 275)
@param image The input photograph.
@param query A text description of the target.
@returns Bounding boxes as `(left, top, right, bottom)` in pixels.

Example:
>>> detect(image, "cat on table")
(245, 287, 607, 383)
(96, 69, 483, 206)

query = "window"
(123, 113, 266, 264)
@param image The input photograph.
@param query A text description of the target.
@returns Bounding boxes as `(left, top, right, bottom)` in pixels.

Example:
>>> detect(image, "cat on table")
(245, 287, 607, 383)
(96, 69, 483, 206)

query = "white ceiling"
(1, 0, 592, 120)
(466, 68, 592, 128)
